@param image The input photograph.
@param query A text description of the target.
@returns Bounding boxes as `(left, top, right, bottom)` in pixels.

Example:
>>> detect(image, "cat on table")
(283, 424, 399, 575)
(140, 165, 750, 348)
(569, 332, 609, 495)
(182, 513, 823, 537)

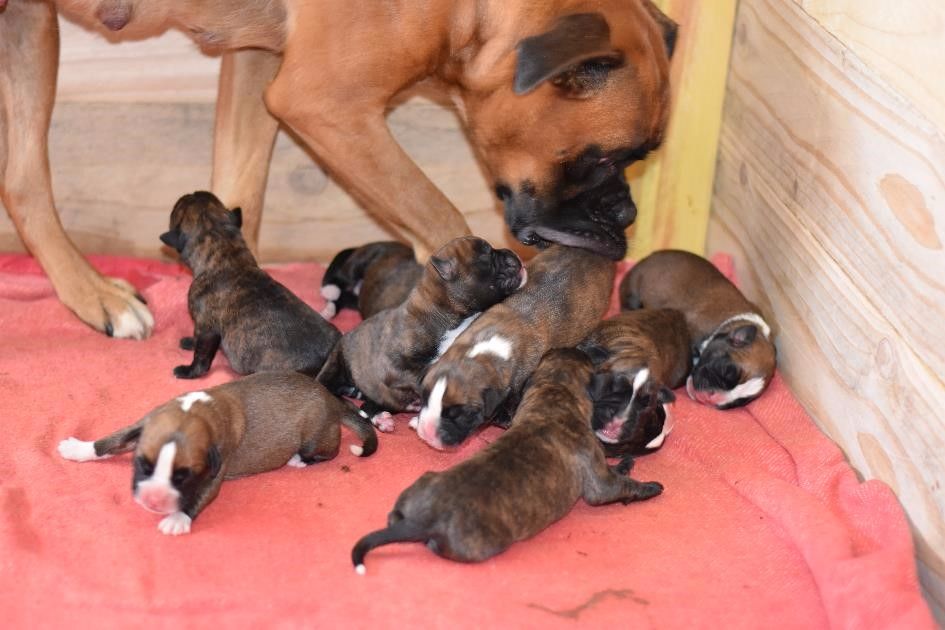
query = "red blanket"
(0, 254, 933, 629)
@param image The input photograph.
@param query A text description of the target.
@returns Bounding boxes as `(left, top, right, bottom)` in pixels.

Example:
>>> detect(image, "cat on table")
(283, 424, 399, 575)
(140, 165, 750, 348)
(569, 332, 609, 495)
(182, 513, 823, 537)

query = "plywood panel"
(707, 0, 945, 617)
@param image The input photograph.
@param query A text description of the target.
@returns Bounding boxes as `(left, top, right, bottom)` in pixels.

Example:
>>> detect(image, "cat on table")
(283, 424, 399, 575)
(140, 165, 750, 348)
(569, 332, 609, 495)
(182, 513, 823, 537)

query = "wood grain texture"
(627, 0, 737, 259)
(707, 0, 945, 618)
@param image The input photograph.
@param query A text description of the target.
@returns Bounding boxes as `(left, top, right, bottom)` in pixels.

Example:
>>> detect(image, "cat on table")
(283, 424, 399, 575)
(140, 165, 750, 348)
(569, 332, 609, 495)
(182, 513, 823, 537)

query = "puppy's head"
(160, 191, 243, 265)
(588, 368, 675, 454)
(424, 237, 526, 313)
(463, 1, 677, 259)
(131, 410, 221, 515)
(688, 320, 777, 409)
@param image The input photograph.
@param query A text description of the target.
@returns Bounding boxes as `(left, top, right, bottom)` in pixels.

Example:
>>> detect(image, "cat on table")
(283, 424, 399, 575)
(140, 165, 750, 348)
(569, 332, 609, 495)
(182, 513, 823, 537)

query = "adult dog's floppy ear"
(640, 0, 679, 59)
(514, 13, 623, 95)
(159, 229, 185, 253)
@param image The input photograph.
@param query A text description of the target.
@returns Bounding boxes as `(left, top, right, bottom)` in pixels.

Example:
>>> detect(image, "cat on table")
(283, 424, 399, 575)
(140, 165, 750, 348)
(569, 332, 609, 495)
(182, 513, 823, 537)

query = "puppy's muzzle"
(494, 249, 527, 294)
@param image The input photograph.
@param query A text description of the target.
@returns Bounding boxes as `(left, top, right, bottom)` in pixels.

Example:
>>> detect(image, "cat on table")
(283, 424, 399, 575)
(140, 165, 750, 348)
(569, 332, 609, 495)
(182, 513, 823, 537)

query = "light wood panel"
(707, 0, 945, 618)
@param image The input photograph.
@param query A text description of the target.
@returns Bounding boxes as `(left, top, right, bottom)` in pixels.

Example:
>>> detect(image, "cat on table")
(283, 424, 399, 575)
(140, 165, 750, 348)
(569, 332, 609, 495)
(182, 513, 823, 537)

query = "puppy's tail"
(320, 247, 360, 319)
(352, 518, 427, 574)
(341, 405, 378, 458)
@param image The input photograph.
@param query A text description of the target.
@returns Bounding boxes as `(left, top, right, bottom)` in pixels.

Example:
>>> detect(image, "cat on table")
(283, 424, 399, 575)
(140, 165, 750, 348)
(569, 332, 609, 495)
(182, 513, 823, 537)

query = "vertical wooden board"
(708, 0, 945, 616)
(627, 0, 737, 259)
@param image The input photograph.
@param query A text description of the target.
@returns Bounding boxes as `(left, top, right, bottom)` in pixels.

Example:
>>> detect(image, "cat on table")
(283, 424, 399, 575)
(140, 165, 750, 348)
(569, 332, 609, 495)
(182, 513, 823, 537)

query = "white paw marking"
(321, 284, 342, 301)
(349, 444, 364, 456)
(177, 391, 212, 412)
(320, 302, 337, 320)
(353, 281, 363, 296)
(468, 335, 512, 360)
(408, 416, 419, 430)
(355, 564, 366, 576)
(286, 454, 308, 468)
(157, 512, 192, 536)
(111, 308, 150, 341)
(371, 412, 395, 433)
(58, 437, 110, 462)
(435, 314, 480, 360)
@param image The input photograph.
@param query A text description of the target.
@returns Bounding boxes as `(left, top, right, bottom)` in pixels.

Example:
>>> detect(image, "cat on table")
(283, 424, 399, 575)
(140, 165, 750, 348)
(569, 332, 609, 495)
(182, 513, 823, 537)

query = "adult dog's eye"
(135, 456, 154, 477)
(172, 468, 192, 485)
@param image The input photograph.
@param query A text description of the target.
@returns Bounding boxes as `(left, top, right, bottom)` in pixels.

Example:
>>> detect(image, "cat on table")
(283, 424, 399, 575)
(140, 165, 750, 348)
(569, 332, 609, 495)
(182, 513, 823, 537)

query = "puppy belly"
(225, 443, 302, 478)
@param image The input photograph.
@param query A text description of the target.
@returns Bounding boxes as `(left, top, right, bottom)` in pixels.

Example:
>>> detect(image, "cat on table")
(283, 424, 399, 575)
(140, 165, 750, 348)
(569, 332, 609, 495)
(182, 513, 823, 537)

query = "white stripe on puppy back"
(698, 312, 772, 355)
(178, 391, 212, 412)
(718, 376, 766, 406)
(436, 314, 480, 360)
(468, 335, 513, 360)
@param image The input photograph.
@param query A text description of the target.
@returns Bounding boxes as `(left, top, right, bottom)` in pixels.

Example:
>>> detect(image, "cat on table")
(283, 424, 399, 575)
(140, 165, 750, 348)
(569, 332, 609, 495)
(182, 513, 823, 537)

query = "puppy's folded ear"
(657, 387, 676, 404)
(430, 256, 456, 281)
(578, 341, 611, 367)
(728, 325, 758, 349)
(482, 387, 507, 418)
(160, 229, 186, 252)
(206, 444, 222, 477)
(229, 207, 243, 229)
(514, 13, 623, 95)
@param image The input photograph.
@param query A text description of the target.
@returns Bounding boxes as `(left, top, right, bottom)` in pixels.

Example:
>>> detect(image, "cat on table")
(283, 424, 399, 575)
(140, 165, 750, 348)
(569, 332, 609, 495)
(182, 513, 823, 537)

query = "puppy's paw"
(613, 455, 635, 476)
(57, 437, 109, 462)
(286, 454, 308, 468)
(631, 481, 664, 502)
(408, 416, 419, 430)
(371, 412, 395, 433)
(179, 337, 195, 351)
(158, 512, 192, 536)
(173, 365, 204, 379)
(319, 302, 337, 320)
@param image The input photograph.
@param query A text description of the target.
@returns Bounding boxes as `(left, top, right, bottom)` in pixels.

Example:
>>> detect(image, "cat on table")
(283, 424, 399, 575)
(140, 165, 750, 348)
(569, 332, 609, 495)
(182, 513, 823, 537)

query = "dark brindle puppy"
(317, 236, 525, 431)
(351, 348, 662, 570)
(160, 191, 341, 379)
(620, 250, 777, 409)
(58, 371, 377, 535)
(319, 241, 421, 320)
(579, 308, 691, 456)
(415, 245, 614, 449)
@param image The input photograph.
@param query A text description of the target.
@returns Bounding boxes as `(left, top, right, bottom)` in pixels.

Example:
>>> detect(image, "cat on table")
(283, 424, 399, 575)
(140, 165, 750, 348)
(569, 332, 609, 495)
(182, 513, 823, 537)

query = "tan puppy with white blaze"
(57, 372, 377, 535)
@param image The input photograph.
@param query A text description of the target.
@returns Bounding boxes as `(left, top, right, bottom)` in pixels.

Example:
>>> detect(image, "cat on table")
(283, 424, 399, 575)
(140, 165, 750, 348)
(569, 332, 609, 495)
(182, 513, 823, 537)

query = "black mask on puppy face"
(588, 370, 674, 456)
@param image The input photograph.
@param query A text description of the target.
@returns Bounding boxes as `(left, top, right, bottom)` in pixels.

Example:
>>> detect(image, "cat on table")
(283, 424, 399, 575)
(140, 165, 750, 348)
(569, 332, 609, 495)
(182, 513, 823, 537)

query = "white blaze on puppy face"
(177, 391, 212, 412)
(468, 335, 513, 360)
(716, 376, 766, 407)
(58, 437, 111, 462)
(417, 377, 447, 445)
(435, 314, 480, 360)
(645, 403, 675, 449)
(134, 441, 181, 515)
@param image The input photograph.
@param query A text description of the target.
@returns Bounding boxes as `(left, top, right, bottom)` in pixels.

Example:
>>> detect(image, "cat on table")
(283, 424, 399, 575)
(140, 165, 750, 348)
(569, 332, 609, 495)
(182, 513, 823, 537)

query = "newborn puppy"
(58, 372, 376, 535)
(579, 308, 691, 456)
(319, 241, 421, 320)
(620, 250, 777, 409)
(317, 236, 525, 430)
(416, 245, 614, 449)
(161, 191, 341, 378)
(352, 348, 662, 571)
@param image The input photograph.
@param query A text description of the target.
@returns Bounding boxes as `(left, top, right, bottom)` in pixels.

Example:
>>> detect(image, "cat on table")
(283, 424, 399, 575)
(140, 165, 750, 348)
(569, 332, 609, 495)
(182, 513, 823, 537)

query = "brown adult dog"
(58, 371, 377, 535)
(0, 0, 676, 337)
(620, 250, 777, 409)
(351, 348, 663, 571)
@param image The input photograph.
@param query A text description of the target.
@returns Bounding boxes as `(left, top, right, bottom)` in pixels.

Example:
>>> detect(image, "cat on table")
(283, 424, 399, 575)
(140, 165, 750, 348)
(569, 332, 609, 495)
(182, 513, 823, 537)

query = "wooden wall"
(707, 0, 945, 618)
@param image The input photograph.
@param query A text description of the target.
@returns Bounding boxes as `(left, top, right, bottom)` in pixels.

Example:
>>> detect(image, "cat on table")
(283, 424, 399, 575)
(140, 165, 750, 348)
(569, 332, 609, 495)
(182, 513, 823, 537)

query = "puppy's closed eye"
(171, 468, 192, 486)
(134, 456, 154, 477)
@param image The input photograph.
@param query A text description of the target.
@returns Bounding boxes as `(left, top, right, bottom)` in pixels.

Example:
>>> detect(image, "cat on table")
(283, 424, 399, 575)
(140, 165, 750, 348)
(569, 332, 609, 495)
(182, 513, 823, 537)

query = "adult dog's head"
(460, 0, 677, 260)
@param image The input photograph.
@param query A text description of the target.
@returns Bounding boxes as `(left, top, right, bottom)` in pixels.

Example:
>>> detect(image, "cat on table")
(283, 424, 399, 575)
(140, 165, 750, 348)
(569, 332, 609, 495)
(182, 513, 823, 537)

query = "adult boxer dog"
(317, 236, 525, 431)
(319, 241, 419, 320)
(415, 245, 614, 450)
(0, 0, 676, 337)
(620, 250, 777, 409)
(579, 308, 691, 456)
(58, 371, 378, 535)
(351, 348, 663, 571)
(162, 191, 340, 379)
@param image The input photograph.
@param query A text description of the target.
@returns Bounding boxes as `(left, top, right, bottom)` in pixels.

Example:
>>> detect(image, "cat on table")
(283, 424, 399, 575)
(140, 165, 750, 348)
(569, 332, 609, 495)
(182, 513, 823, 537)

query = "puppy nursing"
(352, 349, 662, 571)
(58, 372, 377, 535)
(161, 191, 341, 378)
(620, 250, 777, 409)
(416, 245, 615, 449)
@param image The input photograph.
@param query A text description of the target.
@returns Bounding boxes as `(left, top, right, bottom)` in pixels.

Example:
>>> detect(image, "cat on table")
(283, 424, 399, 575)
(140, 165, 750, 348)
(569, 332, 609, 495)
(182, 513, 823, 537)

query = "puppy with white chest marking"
(579, 308, 691, 455)
(620, 250, 777, 409)
(58, 371, 377, 535)
(416, 245, 615, 449)
(161, 191, 341, 379)
(317, 236, 525, 431)
(352, 348, 663, 571)
(319, 241, 421, 320)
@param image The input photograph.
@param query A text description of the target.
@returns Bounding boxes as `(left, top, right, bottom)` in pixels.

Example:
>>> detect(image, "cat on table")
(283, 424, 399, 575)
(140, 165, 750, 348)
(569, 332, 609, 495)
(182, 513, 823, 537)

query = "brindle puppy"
(351, 348, 663, 570)
(415, 245, 615, 449)
(317, 236, 525, 430)
(160, 191, 341, 378)
(620, 250, 777, 409)
(319, 241, 421, 320)
(580, 308, 691, 456)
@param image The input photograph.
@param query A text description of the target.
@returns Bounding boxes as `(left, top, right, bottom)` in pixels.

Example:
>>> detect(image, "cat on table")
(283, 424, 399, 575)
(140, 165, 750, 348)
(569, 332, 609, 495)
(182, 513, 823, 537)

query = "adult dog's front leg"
(211, 50, 281, 256)
(0, 1, 153, 339)
(265, 79, 471, 262)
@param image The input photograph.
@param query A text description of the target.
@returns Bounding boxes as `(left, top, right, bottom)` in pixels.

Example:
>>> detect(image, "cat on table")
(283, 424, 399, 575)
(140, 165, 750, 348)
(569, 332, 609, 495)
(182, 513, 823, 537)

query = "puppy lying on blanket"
(318, 236, 525, 431)
(620, 250, 777, 409)
(58, 372, 377, 535)
(415, 245, 614, 449)
(320, 241, 420, 320)
(161, 191, 341, 379)
(352, 348, 663, 571)
(579, 308, 691, 456)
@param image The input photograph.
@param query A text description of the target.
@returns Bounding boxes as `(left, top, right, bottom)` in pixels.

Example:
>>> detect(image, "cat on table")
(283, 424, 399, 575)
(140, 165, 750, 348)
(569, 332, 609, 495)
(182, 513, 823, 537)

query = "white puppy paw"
(371, 412, 395, 433)
(58, 437, 110, 462)
(408, 417, 419, 430)
(321, 284, 342, 301)
(319, 302, 337, 320)
(158, 512, 192, 536)
(286, 454, 308, 468)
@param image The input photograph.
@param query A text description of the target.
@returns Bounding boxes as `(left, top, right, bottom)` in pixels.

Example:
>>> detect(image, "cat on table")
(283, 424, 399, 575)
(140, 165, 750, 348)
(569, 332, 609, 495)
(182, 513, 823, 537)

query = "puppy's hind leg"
(58, 416, 148, 462)
(294, 421, 341, 466)
(0, 1, 153, 339)
(580, 449, 663, 506)
(173, 331, 221, 379)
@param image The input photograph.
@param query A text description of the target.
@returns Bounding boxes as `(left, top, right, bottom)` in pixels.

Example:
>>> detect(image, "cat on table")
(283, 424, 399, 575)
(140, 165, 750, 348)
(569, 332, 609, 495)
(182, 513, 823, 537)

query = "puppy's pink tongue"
(595, 418, 624, 444)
